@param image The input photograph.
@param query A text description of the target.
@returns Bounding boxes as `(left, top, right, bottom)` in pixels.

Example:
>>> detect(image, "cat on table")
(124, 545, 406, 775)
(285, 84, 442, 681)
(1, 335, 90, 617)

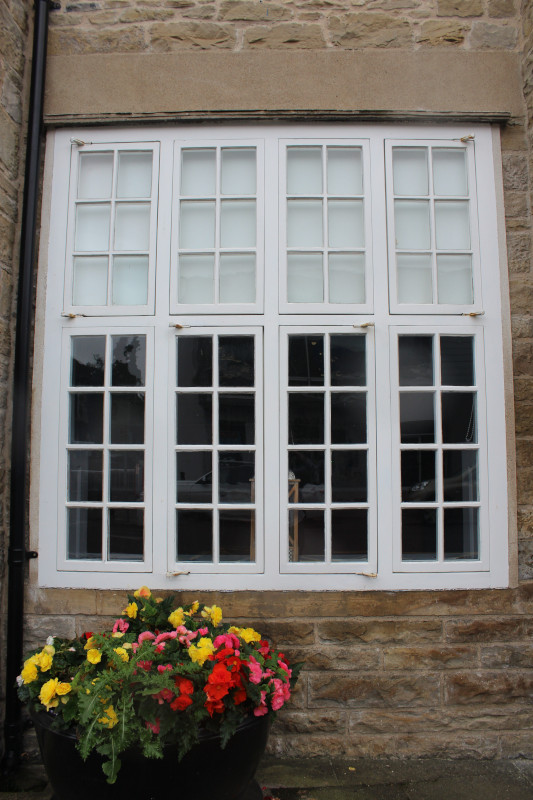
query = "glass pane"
(78, 153, 113, 199)
(331, 393, 366, 444)
(444, 508, 479, 560)
(331, 509, 367, 561)
(393, 148, 429, 196)
(176, 393, 212, 445)
(287, 253, 323, 303)
(400, 392, 435, 444)
(219, 393, 255, 445)
(112, 335, 146, 386)
(112, 256, 148, 305)
(75, 204, 110, 251)
(71, 336, 105, 387)
(221, 148, 256, 195)
(220, 200, 256, 248)
(435, 201, 470, 250)
(433, 149, 467, 197)
(181, 149, 216, 196)
(114, 203, 150, 251)
(219, 254, 255, 303)
(110, 393, 145, 444)
(287, 147, 322, 195)
(176, 451, 212, 503)
(180, 201, 215, 249)
(219, 336, 254, 387)
(287, 200, 323, 247)
(109, 451, 144, 502)
(401, 450, 436, 502)
(394, 201, 430, 250)
(68, 508, 101, 559)
(330, 335, 365, 386)
(68, 450, 102, 501)
(328, 200, 364, 248)
(177, 509, 212, 561)
(327, 147, 362, 196)
(397, 254, 433, 304)
(289, 393, 324, 444)
(219, 452, 254, 503)
(220, 510, 254, 562)
(70, 394, 103, 444)
(441, 336, 474, 386)
(331, 450, 366, 502)
(437, 255, 473, 304)
(178, 254, 214, 304)
(289, 451, 324, 503)
(443, 450, 478, 501)
(117, 152, 153, 198)
(402, 509, 437, 560)
(442, 392, 477, 444)
(399, 336, 433, 387)
(108, 508, 143, 561)
(177, 337, 212, 387)
(329, 253, 365, 304)
(289, 335, 324, 387)
(72, 256, 108, 306)
(289, 509, 324, 562)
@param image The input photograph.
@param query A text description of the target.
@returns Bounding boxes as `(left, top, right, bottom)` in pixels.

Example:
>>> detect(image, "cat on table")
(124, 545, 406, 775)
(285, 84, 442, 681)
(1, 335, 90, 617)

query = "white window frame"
(35, 123, 511, 591)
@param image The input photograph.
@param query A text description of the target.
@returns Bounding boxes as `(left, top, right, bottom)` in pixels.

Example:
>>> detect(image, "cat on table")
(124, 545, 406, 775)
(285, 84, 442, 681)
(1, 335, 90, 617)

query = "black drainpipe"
(2, 0, 50, 772)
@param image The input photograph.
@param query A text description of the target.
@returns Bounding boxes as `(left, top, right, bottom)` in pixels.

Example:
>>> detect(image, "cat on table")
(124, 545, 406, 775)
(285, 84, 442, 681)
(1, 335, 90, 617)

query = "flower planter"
(32, 710, 269, 800)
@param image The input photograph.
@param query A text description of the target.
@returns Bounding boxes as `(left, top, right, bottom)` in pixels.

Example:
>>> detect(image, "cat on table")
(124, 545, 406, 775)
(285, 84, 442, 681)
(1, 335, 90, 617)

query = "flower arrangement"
(18, 588, 301, 783)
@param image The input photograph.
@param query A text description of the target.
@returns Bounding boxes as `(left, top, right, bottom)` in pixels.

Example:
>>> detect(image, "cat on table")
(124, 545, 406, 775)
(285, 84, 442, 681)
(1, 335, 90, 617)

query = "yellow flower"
(114, 647, 129, 662)
(20, 661, 38, 684)
(84, 637, 97, 651)
(201, 605, 223, 627)
(134, 586, 151, 599)
(168, 608, 185, 628)
(112, 632, 125, 638)
(98, 705, 119, 729)
(155, 597, 164, 603)
(188, 637, 214, 666)
(188, 601, 199, 615)
(44, 644, 55, 656)
(87, 649, 102, 664)
(39, 679, 61, 710)
(228, 626, 261, 643)
(56, 682, 71, 696)
(38, 652, 53, 672)
(124, 602, 138, 619)
(122, 642, 133, 650)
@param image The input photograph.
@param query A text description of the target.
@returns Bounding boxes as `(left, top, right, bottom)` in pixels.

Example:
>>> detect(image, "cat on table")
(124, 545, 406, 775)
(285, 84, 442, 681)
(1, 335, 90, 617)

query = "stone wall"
(0, 0, 30, 760)
(15, 0, 533, 761)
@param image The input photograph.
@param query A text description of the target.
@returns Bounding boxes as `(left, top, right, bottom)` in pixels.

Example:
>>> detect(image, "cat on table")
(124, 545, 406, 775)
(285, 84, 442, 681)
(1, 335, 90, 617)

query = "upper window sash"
(170, 140, 265, 315)
(64, 142, 160, 316)
(279, 139, 373, 314)
(385, 139, 482, 315)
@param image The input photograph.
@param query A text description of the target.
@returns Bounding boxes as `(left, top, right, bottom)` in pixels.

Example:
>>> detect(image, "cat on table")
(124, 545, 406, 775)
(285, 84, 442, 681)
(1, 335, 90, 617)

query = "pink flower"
(138, 660, 153, 672)
(213, 633, 240, 651)
(253, 690, 268, 717)
(245, 656, 263, 685)
(138, 631, 156, 645)
(112, 618, 129, 634)
(145, 718, 160, 734)
(154, 631, 177, 645)
(198, 627, 209, 636)
(157, 664, 172, 673)
(278, 658, 292, 678)
(270, 677, 290, 711)
(153, 688, 174, 705)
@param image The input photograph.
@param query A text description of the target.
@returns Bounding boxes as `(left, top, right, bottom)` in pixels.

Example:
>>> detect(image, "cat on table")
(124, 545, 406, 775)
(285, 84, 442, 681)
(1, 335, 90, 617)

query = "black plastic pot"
(31, 710, 269, 800)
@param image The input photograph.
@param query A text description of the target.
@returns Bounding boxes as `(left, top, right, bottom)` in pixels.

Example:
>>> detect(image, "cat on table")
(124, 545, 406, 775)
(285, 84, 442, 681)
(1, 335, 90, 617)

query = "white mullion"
(434, 333, 444, 562)
(324, 333, 332, 564)
(212, 333, 220, 567)
(107, 149, 118, 308)
(214, 149, 221, 305)
(102, 334, 112, 562)
(322, 147, 328, 304)
(427, 147, 438, 305)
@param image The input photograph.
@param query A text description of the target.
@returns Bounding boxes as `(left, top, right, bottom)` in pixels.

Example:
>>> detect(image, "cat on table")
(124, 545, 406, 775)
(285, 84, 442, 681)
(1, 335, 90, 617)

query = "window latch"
(166, 570, 191, 577)
(169, 322, 191, 329)
(353, 321, 374, 329)
(461, 310, 485, 317)
(61, 312, 87, 319)
(70, 138, 92, 147)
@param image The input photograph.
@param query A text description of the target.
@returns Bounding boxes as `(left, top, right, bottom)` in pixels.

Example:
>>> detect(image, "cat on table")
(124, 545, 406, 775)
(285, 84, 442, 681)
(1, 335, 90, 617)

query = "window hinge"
(169, 322, 192, 329)
(166, 570, 191, 577)
(61, 312, 87, 319)
(461, 310, 484, 317)
(353, 321, 374, 329)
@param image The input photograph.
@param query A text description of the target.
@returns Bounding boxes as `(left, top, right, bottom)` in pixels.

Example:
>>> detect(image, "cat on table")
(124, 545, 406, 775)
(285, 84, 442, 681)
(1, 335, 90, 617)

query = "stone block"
(86, 11, 121, 25)
(23, 614, 77, 653)
(150, 20, 235, 49)
(219, 1, 293, 21)
(25, 586, 98, 615)
(309, 673, 440, 708)
(118, 7, 174, 22)
(0, 2, 26, 74)
(517, 507, 533, 535)
(437, 0, 483, 16)
(417, 20, 467, 46)
(511, 316, 533, 338)
(505, 191, 529, 221)
(444, 671, 533, 705)
(500, 122, 528, 151)
(48, 26, 147, 54)
(0, 211, 15, 262)
(488, 0, 516, 17)
(516, 435, 533, 465)
(445, 617, 532, 642)
(500, 732, 533, 758)
(247, 620, 315, 645)
(1, 72, 22, 125)
(469, 21, 518, 49)
(383, 644, 477, 670)
(266, 732, 349, 758)
(517, 467, 533, 506)
(317, 619, 443, 644)
(74, 615, 117, 636)
(502, 153, 529, 191)
(243, 23, 326, 49)
(329, 12, 412, 48)
(480, 644, 533, 668)
(183, 6, 216, 18)
(273, 710, 346, 734)
(349, 704, 533, 733)
(513, 341, 533, 377)
(0, 106, 19, 178)
(510, 281, 533, 315)
(289, 645, 381, 671)
(518, 538, 533, 580)
(507, 232, 532, 274)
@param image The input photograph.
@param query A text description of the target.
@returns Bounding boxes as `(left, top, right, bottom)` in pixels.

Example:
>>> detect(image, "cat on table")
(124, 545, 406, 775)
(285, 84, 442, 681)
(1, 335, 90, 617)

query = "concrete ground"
(2, 756, 533, 799)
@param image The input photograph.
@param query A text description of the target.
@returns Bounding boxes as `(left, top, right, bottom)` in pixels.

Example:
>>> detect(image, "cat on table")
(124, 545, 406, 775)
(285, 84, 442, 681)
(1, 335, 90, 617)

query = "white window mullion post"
(324, 332, 332, 564)
(434, 333, 444, 563)
(213, 334, 220, 567)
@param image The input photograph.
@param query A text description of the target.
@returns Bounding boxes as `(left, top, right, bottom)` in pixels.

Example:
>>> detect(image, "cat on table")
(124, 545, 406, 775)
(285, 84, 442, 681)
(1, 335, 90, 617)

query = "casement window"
(35, 123, 510, 590)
